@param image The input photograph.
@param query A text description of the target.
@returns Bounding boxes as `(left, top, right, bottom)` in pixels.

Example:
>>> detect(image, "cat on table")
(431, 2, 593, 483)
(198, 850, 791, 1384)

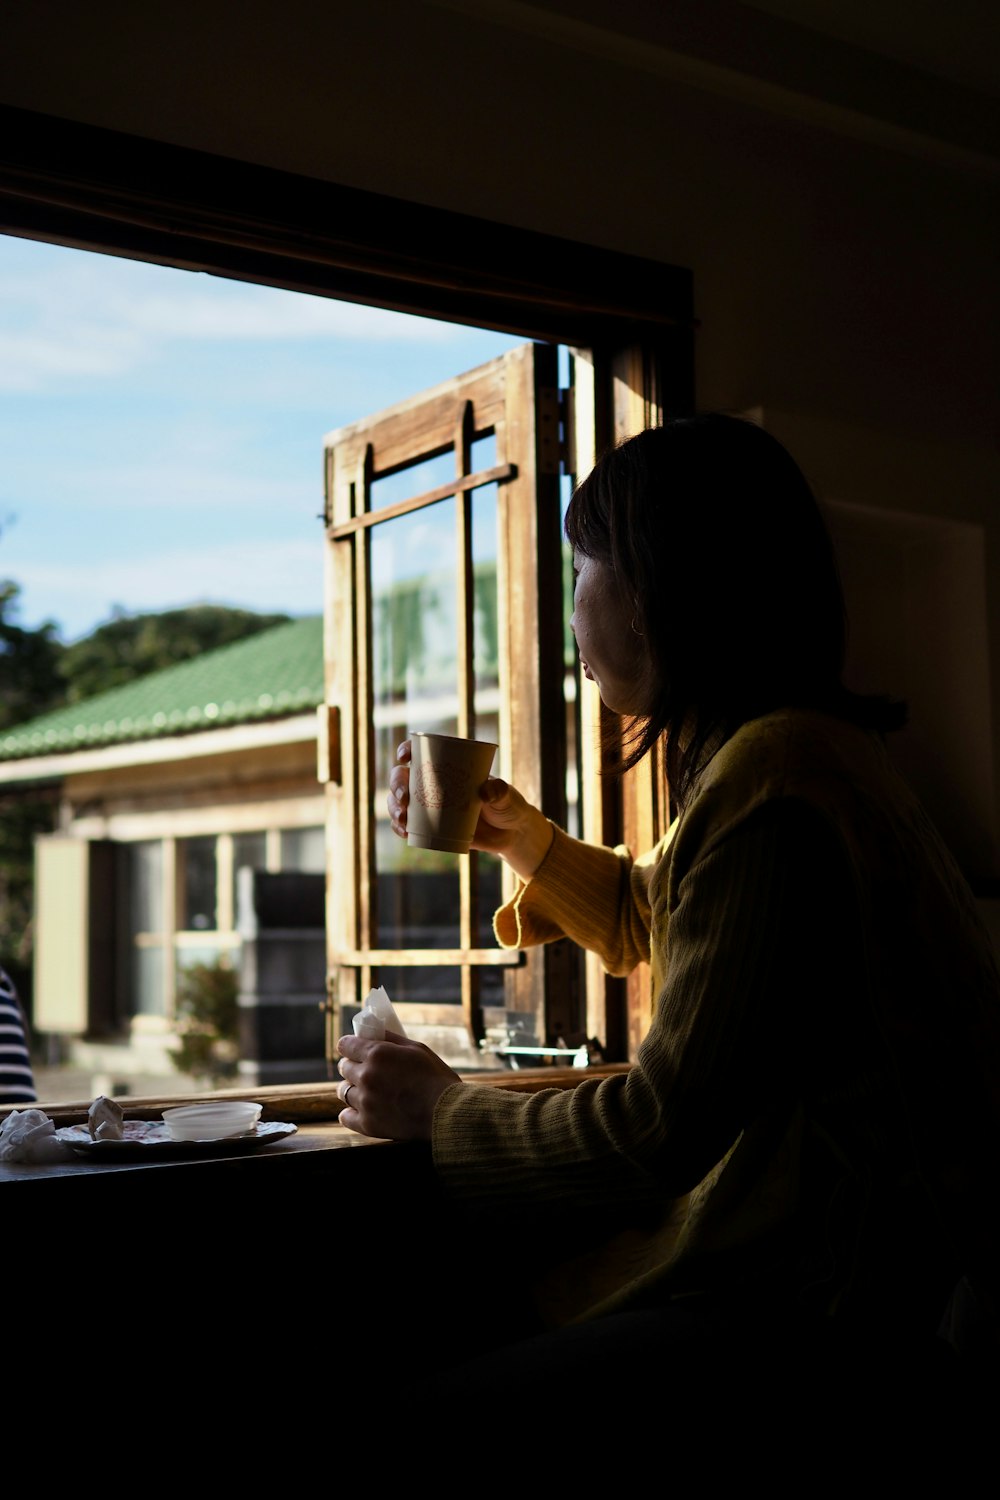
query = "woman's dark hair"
(564, 413, 907, 803)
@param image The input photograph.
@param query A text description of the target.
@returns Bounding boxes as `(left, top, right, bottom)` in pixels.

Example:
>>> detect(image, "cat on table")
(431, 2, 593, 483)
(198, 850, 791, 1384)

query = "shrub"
(168, 959, 240, 1087)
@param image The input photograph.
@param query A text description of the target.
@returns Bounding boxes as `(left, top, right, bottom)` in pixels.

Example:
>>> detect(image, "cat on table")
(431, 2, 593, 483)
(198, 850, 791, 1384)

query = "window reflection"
(130, 840, 163, 933)
(372, 503, 457, 713)
(232, 831, 267, 924)
(124, 840, 165, 1017)
(131, 945, 164, 1018)
(370, 455, 502, 1002)
(179, 836, 217, 931)
(280, 826, 326, 872)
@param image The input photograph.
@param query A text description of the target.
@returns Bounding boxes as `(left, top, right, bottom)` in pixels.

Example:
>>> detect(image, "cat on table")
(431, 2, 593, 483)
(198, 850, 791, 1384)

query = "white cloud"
(122, 285, 452, 343)
(0, 239, 470, 393)
(0, 326, 143, 390)
(39, 445, 320, 515)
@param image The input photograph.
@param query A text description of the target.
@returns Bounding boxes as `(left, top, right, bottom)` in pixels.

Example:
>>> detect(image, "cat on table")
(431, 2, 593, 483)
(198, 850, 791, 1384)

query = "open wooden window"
(320, 340, 687, 1070)
(322, 342, 575, 1067)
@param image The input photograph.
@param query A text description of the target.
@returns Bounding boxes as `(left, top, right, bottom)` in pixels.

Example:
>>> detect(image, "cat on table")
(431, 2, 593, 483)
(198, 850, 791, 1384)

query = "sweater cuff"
(493, 824, 632, 950)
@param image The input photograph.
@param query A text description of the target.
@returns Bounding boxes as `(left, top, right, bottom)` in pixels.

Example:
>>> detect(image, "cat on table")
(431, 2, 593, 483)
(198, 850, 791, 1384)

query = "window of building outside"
(279, 826, 326, 873)
(180, 837, 217, 932)
(123, 827, 325, 1021)
(232, 832, 268, 920)
(124, 839, 165, 1019)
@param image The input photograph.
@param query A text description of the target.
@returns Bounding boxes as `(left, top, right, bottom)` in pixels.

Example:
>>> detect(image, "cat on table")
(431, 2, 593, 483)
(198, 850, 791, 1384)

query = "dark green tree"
(58, 603, 291, 702)
(0, 580, 65, 727)
(0, 581, 66, 1002)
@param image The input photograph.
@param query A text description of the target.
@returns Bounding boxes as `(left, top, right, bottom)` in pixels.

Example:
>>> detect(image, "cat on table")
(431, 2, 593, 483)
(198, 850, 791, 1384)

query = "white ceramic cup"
(407, 732, 498, 854)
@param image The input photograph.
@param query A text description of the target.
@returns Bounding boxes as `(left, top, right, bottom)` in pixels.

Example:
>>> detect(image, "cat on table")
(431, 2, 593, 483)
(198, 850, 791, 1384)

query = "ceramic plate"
(55, 1119, 297, 1159)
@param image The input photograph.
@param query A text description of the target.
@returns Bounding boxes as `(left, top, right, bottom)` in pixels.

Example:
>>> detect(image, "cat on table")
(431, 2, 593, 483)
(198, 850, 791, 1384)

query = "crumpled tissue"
(352, 984, 407, 1039)
(0, 1107, 76, 1163)
(88, 1095, 125, 1141)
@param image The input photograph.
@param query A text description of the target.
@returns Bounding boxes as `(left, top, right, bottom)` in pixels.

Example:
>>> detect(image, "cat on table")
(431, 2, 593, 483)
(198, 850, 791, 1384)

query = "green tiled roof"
(0, 615, 324, 762)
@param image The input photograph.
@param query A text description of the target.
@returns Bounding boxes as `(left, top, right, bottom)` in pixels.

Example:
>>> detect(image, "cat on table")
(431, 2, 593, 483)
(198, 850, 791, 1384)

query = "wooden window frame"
(0, 106, 692, 350)
(0, 104, 695, 1088)
(323, 343, 568, 1061)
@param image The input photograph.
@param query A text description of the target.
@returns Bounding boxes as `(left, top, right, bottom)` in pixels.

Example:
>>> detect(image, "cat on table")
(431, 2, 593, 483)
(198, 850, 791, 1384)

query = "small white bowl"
(162, 1100, 263, 1141)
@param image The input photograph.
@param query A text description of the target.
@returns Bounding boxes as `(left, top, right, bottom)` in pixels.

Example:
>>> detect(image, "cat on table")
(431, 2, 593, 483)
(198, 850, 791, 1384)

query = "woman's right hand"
(387, 739, 554, 880)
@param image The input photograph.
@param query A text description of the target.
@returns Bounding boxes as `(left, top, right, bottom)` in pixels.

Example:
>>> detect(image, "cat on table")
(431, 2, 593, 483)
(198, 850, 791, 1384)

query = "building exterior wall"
(31, 732, 326, 1098)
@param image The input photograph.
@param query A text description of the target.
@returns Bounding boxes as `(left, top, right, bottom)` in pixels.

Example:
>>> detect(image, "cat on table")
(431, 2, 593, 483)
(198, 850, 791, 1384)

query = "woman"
(336, 415, 999, 1413)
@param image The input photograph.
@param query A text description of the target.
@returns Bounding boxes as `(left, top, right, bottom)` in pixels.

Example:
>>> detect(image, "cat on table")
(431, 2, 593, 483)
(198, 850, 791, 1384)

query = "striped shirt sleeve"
(0, 966, 39, 1104)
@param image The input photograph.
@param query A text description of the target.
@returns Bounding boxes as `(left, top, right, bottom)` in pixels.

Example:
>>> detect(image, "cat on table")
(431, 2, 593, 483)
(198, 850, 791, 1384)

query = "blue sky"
(0, 233, 523, 644)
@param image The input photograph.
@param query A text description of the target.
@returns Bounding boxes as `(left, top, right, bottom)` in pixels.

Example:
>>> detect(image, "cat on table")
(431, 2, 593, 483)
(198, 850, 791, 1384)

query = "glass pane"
(372, 500, 458, 727)
(232, 831, 267, 923)
(370, 450, 456, 512)
(377, 863, 460, 949)
(128, 840, 163, 934)
(471, 476, 502, 948)
(477, 853, 502, 951)
(473, 480, 499, 706)
(122, 842, 164, 1019)
(180, 836, 217, 931)
(176, 943, 227, 970)
(561, 472, 582, 839)
(478, 964, 505, 1011)
(376, 963, 460, 1005)
(469, 432, 496, 471)
(280, 825, 326, 873)
(131, 945, 164, 1017)
(370, 477, 503, 994)
(372, 496, 462, 965)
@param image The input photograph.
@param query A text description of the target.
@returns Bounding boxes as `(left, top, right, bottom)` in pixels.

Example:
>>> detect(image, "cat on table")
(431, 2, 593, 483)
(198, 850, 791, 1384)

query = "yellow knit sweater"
(430, 710, 1000, 1330)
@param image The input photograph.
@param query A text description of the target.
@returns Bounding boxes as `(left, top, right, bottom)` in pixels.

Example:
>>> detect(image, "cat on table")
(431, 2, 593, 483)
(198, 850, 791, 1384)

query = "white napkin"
(0, 1108, 76, 1163)
(352, 984, 407, 1039)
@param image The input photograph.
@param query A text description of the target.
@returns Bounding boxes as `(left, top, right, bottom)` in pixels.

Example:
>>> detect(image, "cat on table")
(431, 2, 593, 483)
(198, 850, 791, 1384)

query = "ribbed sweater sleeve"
(493, 823, 658, 975)
(0, 967, 38, 1105)
(432, 805, 808, 1227)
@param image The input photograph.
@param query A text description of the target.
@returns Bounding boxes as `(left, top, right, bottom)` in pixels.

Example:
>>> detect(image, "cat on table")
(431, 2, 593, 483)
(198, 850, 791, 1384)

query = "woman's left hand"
(336, 1029, 461, 1139)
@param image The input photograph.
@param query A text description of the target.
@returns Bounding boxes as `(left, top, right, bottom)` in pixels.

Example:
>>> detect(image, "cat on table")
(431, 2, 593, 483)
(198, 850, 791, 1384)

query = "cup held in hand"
(407, 732, 498, 854)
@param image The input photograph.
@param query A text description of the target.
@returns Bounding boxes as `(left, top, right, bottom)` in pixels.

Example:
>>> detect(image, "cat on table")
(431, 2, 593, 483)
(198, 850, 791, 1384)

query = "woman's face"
(570, 551, 647, 715)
